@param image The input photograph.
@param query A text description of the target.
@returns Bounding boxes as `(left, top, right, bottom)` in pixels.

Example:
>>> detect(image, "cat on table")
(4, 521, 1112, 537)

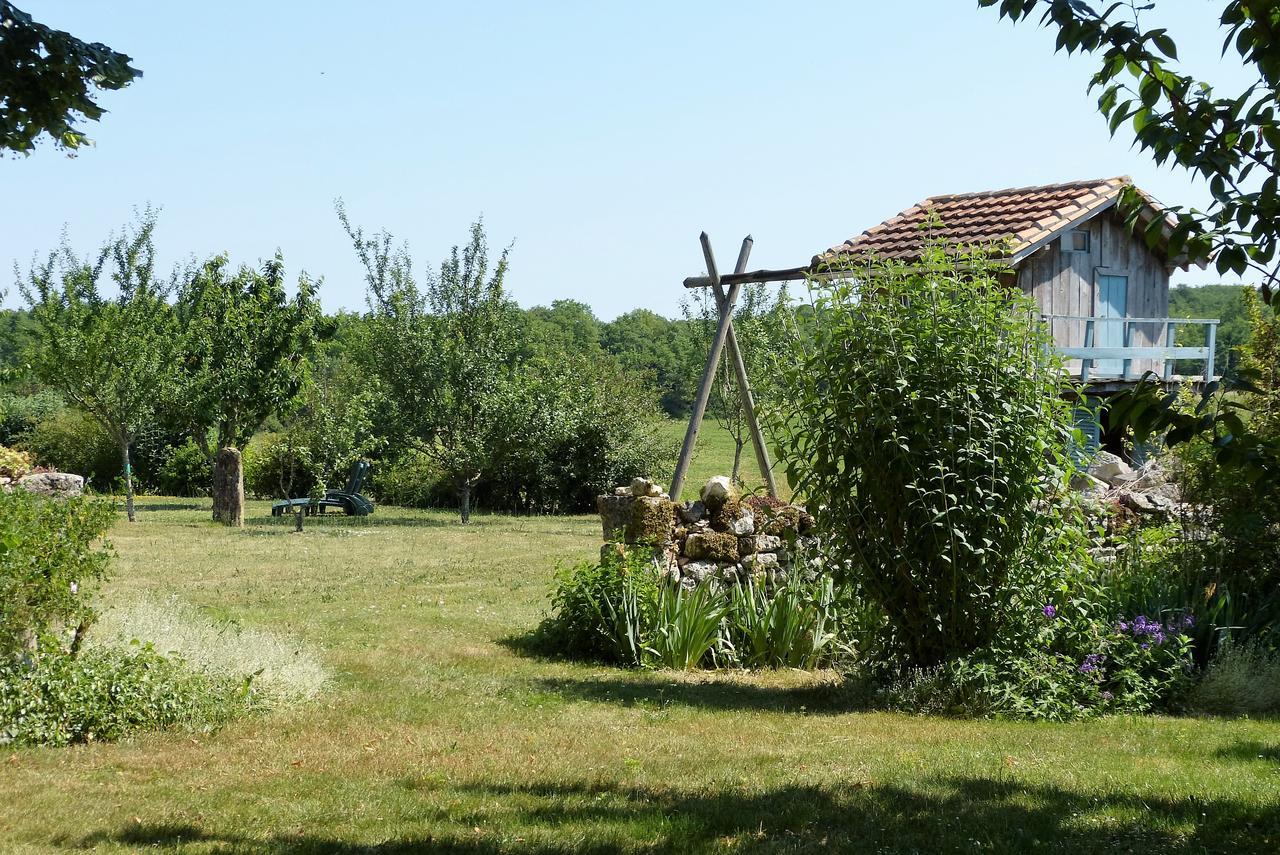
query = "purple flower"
(1181, 614, 1196, 629)
(1117, 620, 1129, 632)
(1042, 604, 1057, 618)
(1079, 653, 1105, 674)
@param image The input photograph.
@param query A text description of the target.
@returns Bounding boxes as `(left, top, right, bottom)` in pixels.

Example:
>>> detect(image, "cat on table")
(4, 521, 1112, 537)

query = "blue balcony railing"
(1040, 314, 1220, 383)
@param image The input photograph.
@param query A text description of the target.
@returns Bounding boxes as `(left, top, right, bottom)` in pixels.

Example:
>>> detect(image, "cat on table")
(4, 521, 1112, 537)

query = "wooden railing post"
(1122, 319, 1133, 380)
(1206, 322, 1218, 381)
(1163, 321, 1175, 381)
(1080, 319, 1095, 383)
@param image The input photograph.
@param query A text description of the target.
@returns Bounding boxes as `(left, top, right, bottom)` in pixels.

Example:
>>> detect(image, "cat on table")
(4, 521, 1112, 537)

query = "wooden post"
(1080, 319, 1095, 383)
(1206, 321, 1218, 381)
(1121, 319, 1133, 380)
(212, 447, 245, 527)
(1163, 321, 1175, 381)
(671, 234, 747, 501)
(704, 236, 780, 499)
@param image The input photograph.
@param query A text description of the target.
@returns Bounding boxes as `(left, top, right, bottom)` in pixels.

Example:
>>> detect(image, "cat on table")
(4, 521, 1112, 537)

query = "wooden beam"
(683, 266, 812, 288)
(708, 236, 780, 499)
(671, 234, 746, 501)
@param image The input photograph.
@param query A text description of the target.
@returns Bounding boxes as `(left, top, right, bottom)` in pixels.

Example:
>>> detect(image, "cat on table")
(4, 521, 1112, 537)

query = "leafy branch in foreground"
(0, 2, 141, 153)
(981, 0, 1278, 298)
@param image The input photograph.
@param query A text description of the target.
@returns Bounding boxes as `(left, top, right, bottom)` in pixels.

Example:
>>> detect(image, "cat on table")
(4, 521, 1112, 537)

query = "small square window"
(1063, 229, 1091, 253)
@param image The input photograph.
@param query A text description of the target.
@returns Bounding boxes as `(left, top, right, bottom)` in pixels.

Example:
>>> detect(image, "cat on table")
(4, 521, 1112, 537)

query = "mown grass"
(2, 498, 1279, 853)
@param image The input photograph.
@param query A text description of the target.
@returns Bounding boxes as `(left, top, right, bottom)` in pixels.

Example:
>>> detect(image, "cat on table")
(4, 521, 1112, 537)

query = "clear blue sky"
(1, 1, 1255, 319)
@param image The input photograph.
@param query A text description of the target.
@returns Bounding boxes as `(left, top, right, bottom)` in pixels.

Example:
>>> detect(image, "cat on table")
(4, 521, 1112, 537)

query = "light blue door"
(1095, 274, 1128, 376)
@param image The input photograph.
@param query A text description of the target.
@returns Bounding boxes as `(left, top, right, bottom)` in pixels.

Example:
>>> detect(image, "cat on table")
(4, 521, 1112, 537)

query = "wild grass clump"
(90, 594, 329, 704)
(1189, 642, 1280, 717)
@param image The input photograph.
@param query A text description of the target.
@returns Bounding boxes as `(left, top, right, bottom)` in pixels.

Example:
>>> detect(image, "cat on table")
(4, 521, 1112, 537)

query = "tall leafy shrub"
(0, 490, 113, 657)
(770, 240, 1082, 669)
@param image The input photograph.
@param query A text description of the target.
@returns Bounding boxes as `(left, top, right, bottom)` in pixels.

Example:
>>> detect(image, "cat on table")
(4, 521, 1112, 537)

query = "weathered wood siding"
(1014, 210, 1169, 377)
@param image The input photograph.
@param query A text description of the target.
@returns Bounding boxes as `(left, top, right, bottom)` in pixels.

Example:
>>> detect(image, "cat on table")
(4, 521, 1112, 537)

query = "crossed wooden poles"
(671, 233, 781, 501)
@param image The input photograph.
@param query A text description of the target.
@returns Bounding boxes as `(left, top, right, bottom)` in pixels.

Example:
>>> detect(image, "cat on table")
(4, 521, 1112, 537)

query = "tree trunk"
(731, 438, 744, 486)
(120, 440, 136, 522)
(212, 447, 245, 527)
(459, 480, 471, 524)
(294, 505, 304, 532)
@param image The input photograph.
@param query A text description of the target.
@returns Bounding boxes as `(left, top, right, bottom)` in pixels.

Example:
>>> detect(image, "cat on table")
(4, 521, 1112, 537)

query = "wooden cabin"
(820, 177, 1218, 392)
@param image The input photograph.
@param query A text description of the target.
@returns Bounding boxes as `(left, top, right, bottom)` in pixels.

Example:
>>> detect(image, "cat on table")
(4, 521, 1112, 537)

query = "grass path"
(2, 499, 1279, 852)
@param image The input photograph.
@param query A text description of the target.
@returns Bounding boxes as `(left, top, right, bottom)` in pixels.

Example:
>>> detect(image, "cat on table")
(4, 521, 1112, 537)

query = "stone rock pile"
(1, 471, 85, 499)
(597, 475, 817, 588)
(1071, 450, 1183, 521)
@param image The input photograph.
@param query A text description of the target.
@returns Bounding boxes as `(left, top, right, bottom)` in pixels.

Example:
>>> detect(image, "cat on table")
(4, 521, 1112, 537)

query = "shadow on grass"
(135, 502, 208, 512)
(1216, 740, 1280, 763)
(242, 513, 457, 532)
(532, 672, 863, 715)
(62, 774, 1280, 853)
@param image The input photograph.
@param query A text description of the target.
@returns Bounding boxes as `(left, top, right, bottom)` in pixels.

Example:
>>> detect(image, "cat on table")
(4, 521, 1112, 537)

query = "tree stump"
(212, 447, 245, 527)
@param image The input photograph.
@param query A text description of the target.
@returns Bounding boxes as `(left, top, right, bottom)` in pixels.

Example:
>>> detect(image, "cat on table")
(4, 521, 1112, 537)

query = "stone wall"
(597, 475, 817, 588)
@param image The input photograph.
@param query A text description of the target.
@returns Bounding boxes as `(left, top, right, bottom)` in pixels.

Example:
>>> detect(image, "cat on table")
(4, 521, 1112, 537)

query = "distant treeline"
(1, 300, 708, 418)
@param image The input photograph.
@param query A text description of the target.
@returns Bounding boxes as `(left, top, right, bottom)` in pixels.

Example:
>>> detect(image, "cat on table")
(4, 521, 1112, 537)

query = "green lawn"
(2, 499, 1279, 853)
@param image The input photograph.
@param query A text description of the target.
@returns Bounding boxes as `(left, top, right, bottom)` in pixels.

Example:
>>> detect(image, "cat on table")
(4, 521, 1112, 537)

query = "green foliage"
(480, 356, 674, 514)
(0, 489, 113, 658)
(20, 211, 178, 520)
(601, 309, 702, 417)
(538, 553, 847, 671)
(882, 604, 1196, 721)
(769, 241, 1084, 669)
(0, 644, 250, 747)
(243, 433, 316, 500)
(981, 0, 1279, 294)
(520, 299, 606, 362)
(0, 389, 61, 446)
(726, 574, 842, 670)
(647, 582, 729, 670)
(157, 439, 213, 497)
(0, 2, 140, 153)
(369, 448, 450, 509)
(537, 552, 660, 664)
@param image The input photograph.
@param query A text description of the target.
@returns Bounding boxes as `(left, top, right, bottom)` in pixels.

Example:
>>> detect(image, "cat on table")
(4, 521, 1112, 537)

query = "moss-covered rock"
(598, 495, 636, 541)
(625, 496, 675, 545)
(709, 496, 742, 532)
(761, 505, 802, 536)
(685, 530, 740, 563)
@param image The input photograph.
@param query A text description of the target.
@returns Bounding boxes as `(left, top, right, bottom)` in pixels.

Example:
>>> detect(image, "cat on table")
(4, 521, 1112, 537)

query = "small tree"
(338, 203, 518, 523)
(769, 240, 1080, 668)
(20, 214, 176, 521)
(173, 254, 323, 523)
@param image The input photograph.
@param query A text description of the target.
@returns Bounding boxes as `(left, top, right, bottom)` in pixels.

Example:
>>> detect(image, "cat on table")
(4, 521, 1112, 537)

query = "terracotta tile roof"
(816, 177, 1165, 267)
